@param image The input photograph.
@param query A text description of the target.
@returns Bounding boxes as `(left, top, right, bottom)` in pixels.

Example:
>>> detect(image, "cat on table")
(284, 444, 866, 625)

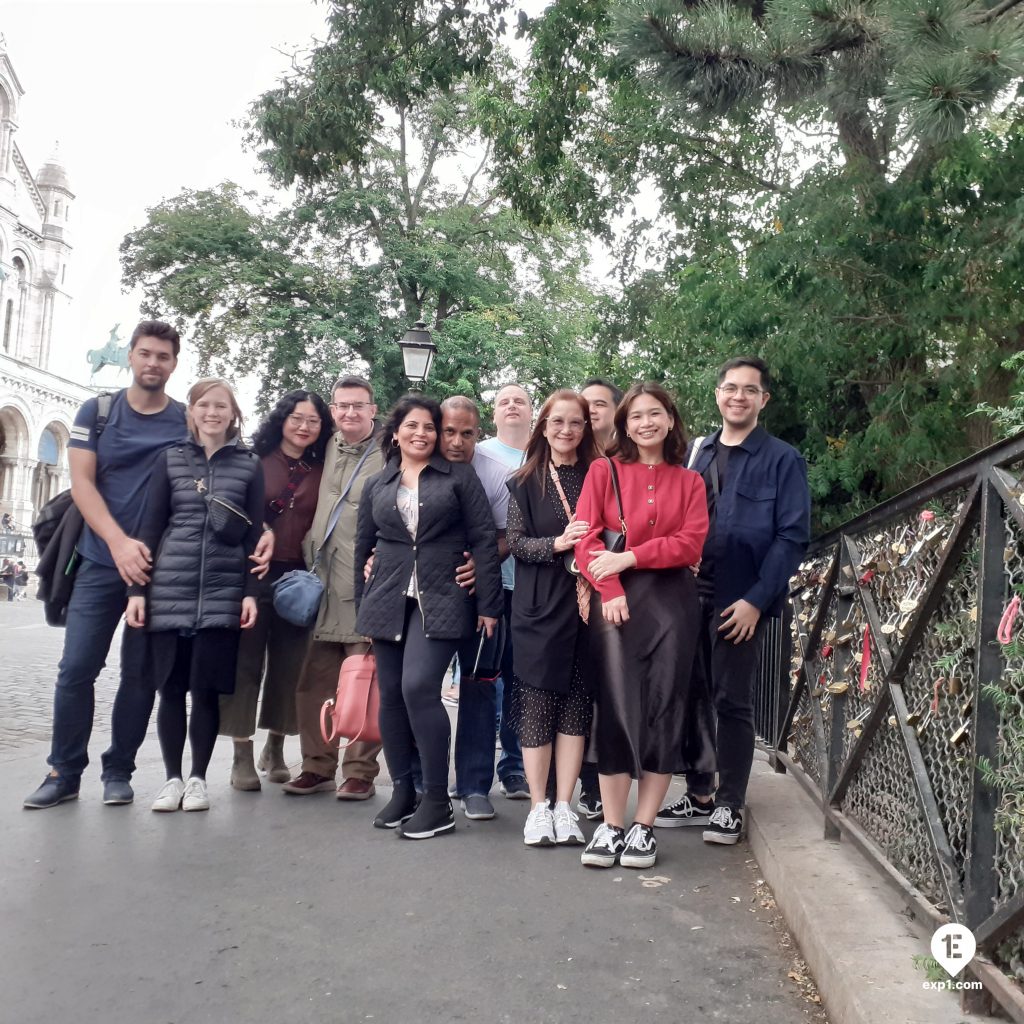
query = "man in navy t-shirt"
(24, 321, 187, 809)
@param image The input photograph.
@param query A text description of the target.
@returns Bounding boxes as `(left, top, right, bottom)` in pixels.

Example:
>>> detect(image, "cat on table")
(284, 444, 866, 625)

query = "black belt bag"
(181, 444, 252, 546)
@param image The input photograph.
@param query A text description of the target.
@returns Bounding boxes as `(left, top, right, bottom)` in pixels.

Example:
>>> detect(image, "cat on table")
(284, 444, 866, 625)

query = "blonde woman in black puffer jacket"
(124, 378, 264, 814)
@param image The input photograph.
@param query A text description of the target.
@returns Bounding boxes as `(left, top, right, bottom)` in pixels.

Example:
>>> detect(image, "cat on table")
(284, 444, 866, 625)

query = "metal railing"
(753, 433, 1024, 1019)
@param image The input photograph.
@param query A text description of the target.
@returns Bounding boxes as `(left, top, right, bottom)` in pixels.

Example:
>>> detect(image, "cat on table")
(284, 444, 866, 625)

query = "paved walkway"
(1, 601, 822, 1024)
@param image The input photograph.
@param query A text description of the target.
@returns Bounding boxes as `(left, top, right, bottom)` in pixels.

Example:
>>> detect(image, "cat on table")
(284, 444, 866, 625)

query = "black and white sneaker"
(654, 793, 715, 828)
(399, 793, 455, 840)
(576, 790, 604, 821)
(580, 823, 626, 868)
(620, 822, 658, 868)
(373, 783, 417, 829)
(703, 805, 743, 845)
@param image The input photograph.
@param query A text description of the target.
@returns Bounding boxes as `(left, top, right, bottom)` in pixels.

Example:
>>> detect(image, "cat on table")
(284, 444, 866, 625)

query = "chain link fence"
(753, 435, 1024, 1018)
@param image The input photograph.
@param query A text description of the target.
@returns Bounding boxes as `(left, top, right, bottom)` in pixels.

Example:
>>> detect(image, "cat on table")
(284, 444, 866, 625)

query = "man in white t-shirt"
(476, 383, 532, 800)
(439, 397, 511, 819)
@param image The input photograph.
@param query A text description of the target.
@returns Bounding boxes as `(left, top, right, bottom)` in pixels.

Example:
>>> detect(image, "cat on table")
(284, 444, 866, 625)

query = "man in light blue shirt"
(476, 383, 532, 799)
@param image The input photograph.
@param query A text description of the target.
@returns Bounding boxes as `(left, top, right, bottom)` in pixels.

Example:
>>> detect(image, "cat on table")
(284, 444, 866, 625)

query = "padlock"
(915, 707, 933, 737)
(906, 698, 929, 726)
(846, 707, 871, 731)
(950, 722, 970, 748)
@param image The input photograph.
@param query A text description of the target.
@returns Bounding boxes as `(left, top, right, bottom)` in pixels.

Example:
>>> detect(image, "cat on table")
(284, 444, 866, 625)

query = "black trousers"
(686, 597, 765, 809)
(374, 600, 458, 793)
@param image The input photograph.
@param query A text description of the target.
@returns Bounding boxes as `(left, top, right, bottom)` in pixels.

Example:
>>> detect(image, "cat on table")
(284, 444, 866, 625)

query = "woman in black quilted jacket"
(124, 379, 264, 814)
(354, 394, 503, 839)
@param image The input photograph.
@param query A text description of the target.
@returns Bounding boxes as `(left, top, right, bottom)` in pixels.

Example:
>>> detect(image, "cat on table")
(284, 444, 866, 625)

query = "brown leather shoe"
(282, 771, 335, 795)
(336, 778, 375, 801)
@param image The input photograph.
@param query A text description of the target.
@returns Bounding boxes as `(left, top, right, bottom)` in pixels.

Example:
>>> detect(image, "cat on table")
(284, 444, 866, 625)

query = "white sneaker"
(152, 778, 185, 812)
(523, 801, 555, 846)
(552, 801, 584, 844)
(181, 776, 210, 812)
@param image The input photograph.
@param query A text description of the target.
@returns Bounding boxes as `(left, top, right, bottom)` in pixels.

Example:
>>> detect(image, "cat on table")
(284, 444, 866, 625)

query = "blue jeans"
(46, 558, 154, 781)
(494, 590, 524, 782)
(453, 645, 498, 797)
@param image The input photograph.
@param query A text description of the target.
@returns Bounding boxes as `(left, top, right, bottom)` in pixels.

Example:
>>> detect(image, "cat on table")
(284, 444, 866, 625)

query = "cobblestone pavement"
(0, 599, 121, 753)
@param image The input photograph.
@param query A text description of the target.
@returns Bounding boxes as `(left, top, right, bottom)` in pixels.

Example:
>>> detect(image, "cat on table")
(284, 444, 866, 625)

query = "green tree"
(488, 0, 1024, 525)
(122, 2, 599, 412)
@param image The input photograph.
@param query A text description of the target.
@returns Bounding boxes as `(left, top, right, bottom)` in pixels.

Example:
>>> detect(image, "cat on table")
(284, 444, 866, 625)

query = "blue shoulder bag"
(271, 443, 374, 627)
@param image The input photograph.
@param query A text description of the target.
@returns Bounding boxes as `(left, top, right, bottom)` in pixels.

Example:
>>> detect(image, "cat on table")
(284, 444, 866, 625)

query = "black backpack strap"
(93, 390, 117, 438)
(604, 455, 627, 536)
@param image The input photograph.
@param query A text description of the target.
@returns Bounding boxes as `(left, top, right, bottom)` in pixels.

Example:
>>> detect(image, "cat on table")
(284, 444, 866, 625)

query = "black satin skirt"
(587, 567, 716, 778)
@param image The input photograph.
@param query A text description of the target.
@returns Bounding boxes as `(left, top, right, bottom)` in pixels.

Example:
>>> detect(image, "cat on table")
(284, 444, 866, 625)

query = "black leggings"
(156, 636, 221, 781)
(374, 600, 458, 793)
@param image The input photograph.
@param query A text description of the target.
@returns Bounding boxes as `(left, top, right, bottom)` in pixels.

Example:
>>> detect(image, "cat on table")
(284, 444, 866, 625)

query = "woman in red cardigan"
(574, 381, 714, 870)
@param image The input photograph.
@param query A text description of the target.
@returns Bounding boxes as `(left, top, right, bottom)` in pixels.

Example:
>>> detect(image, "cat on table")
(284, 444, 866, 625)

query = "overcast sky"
(4, 0, 331, 398)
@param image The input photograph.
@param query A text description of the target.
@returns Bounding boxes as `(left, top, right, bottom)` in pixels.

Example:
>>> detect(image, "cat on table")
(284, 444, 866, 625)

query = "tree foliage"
(487, 0, 1024, 526)
(121, 1, 597, 413)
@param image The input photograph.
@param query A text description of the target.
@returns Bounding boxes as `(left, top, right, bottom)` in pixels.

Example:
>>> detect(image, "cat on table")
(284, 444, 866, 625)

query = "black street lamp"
(397, 320, 437, 390)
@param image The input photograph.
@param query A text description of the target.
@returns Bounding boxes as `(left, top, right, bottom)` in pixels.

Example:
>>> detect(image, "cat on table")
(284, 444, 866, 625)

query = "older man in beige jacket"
(284, 375, 386, 799)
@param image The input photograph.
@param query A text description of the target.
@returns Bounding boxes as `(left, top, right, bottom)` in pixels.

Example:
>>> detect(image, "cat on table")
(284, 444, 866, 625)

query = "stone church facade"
(0, 38, 92, 543)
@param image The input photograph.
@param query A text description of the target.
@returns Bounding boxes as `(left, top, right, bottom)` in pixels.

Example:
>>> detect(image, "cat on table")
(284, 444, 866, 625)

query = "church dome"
(36, 145, 71, 192)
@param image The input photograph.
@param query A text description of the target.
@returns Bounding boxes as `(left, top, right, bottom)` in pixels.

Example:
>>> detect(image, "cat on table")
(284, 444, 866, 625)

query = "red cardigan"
(574, 456, 709, 601)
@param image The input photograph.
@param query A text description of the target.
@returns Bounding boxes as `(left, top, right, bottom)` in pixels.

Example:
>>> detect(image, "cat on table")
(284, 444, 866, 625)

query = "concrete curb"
(746, 759, 975, 1024)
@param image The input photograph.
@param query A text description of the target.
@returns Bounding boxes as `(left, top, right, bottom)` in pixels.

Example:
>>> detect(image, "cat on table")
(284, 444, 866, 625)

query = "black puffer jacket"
(354, 454, 503, 641)
(131, 437, 264, 631)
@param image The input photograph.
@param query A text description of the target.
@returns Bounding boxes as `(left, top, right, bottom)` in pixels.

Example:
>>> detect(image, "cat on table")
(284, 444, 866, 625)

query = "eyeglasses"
(330, 402, 369, 412)
(716, 384, 764, 397)
(547, 418, 586, 433)
(286, 415, 322, 428)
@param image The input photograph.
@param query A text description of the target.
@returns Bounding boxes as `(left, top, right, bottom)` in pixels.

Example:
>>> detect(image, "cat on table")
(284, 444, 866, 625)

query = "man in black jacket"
(656, 357, 810, 845)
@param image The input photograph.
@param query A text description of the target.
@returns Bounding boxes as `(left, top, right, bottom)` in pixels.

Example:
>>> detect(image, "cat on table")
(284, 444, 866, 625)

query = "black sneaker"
(580, 823, 626, 868)
(620, 822, 657, 868)
(499, 775, 530, 800)
(399, 793, 455, 840)
(102, 778, 134, 805)
(576, 790, 604, 821)
(24, 773, 80, 809)
(654, 793, 715, 828)
(373, 783, 417, 829)
(703, 805, 743, 845)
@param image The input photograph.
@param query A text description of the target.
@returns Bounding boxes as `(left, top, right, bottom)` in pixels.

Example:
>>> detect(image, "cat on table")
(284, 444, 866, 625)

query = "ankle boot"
(373, 780, 418, 830)
(230, 739, 261, 792)
(399, 788, 455, 840)
(257, 732, 291, 783)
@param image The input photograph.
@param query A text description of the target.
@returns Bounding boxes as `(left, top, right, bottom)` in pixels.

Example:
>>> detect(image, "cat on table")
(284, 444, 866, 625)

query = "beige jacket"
(302, 427, 385, 643)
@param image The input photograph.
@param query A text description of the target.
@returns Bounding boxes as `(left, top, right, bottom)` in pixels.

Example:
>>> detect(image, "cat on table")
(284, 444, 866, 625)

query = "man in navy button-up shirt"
(656, 357, 810, 845)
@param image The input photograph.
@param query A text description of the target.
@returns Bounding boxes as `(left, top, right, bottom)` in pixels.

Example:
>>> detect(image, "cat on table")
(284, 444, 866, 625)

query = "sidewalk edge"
(746, 760, 974, 1024)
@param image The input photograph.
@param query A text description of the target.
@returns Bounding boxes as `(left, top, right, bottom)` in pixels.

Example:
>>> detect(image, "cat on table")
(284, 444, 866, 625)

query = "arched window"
(38, 428, 59, 465)
(33, 427, 64, 510)
(53, 199, 62, 218)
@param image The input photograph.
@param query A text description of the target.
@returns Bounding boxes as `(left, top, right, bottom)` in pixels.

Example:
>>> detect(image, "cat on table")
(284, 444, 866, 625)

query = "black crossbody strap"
(708, 455, 721, 499)
(267, 460, 310, 518)
(604, 456, 627, 536)
(181, 443, 209, 495)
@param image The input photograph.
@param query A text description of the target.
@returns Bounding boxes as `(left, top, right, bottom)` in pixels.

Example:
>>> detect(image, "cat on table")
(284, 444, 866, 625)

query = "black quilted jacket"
(354, 454, 503, 641)
(130, 438, 264, 631)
